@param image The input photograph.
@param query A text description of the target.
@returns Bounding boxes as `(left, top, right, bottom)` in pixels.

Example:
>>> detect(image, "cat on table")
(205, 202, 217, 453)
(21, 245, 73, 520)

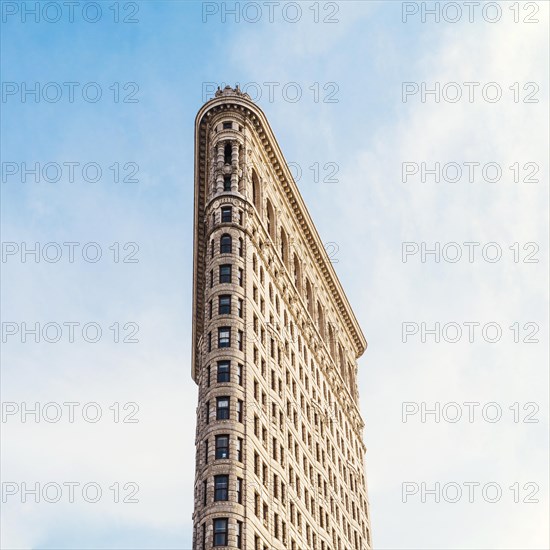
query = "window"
(217, 360, 230, 383)
(215, 435, 229, 459)
(280, 228, 288, 267)
(237, 437, 243, 462)
(219, 264, 231, 283)
(238, 299, 243, 318)
(237, 364, 243, 385)
(216, 397, 230, 420)
(237, 399, 243, 422)
(208, 332, 212, 352)
(266, 199, 276, 240)
(218, 327, 230, 348)
(205, 401, 210, 424)
(204, 439, 209, 463)
(237, 520, 243, 549)
(206, 365, 211, 387)
(223, 121, 232, 130)
(237, 477, 243, 504)
(238, 330, 243, 351)
(213, 518, 228, 546)
(223, 175, 231, 191)
(238, 268, 243, 287)
(224, 142, 232, 163)
(203, 479, 207, 505)
(218, 295, 231, 315)
(209, 300, 213, 320)
(239, 210, 243, 225)
(210, 269, 213, 288)
(251, 169, 260, 211)
(202, 523, 206, 550)
(220, 234, 232, 254)
(214, 475, 229, 501)
(239, 238, 244, 257)
(221, 206, 232, 223)
(210, 239, 214, 258)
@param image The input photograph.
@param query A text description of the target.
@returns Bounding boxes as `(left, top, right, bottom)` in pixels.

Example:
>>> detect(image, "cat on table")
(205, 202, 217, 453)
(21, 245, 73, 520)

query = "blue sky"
(1, 2, 549, 549)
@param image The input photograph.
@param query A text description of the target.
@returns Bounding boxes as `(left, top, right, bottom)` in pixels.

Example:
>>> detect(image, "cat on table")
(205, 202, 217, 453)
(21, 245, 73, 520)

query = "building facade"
(191, 86, 372, 550)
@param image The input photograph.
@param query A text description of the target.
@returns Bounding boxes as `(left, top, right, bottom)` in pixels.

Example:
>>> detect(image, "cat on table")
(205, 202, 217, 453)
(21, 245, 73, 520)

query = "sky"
(1, 1, 549, 549)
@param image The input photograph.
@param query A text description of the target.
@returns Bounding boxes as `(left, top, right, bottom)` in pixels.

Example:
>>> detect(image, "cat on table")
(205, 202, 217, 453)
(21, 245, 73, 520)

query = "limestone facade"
(192, 86, 372, 550)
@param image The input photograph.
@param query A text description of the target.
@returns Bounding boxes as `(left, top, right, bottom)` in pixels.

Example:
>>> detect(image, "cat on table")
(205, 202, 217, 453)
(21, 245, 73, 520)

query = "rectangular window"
(237, 437, 243, 462)
(205, 401, 210, 424)
(237, 477, 243, 504)
(239, 210, 243, 225)
(219, 264, 232, 284)
(207, 365, 211, 387)
(238, 267, 243, 287)
(205, 438, 209, 463)
(203, 479, 207, 505)
(237, 364, 243, 385)
(215, 434, 229, 459)
(216, 396, 230, 420)
(238, 330, 243, 351)
(237, 399, 243, 423)
(238, 298, 243, 318)
(218, 327, 231, 348)
(214, 475, 229, 501)
(208, 332, 212, 352)
(220, 234, 232, 254)
(217, 360, 230, 383)
(221, 206, 232, 223)
(213, 518, 228, 546)
(202, 523, 206, 550)
(223, 175, 231, 191)
(237, 520, 243, 549)
(210, 269, 213, 288)
(218, 295, 231, 315)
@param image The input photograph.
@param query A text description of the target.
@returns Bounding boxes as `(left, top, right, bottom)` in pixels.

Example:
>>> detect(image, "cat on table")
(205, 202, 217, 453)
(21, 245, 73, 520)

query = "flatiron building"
(192, 86, 372, 550)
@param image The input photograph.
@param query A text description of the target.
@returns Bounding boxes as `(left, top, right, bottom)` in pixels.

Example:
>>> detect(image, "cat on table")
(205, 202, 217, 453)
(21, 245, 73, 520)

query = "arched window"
(280, 228, 289, 268)
(293, 254, 302, 293)
(251, 169, 261, 214)
(266, 199, 276, 242)
(220, 234, 232, 254)
(224, 142, 232, 165)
